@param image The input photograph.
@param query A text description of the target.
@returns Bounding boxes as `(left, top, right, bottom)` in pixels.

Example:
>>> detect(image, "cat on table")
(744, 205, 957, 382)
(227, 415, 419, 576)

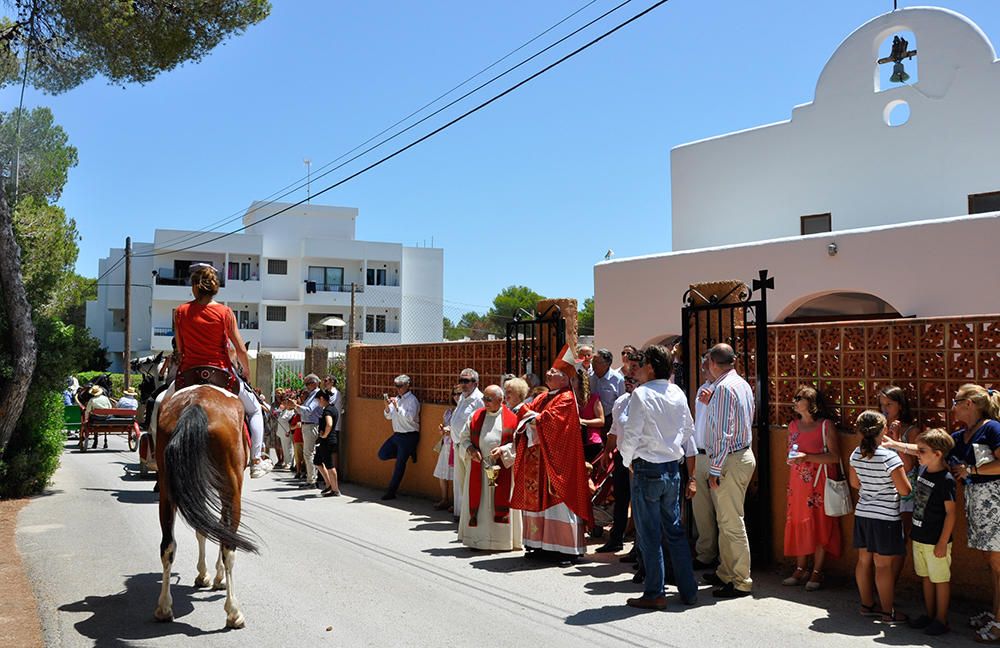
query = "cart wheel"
(128, 427, 138, 452)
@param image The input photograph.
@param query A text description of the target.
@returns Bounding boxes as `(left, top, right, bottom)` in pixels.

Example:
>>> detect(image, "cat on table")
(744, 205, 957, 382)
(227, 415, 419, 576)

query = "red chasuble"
(467, 405, 518, 527)
(510, 388, 593, 525)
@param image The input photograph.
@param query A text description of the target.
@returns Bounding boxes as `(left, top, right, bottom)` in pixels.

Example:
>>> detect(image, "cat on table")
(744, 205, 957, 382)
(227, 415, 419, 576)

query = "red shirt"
(175, 301, 232, 372)
(291, 414, 303, 443)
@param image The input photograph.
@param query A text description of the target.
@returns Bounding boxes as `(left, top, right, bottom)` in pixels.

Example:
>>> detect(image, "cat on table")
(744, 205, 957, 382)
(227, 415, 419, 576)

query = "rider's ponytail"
(191, 266, 220, 298)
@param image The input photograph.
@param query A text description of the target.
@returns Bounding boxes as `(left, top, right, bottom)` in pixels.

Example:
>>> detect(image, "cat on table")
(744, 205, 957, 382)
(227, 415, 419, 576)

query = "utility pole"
(349, 282, 356, 343)
(123, 237, 132, 389)
(304, 158, 312, 203)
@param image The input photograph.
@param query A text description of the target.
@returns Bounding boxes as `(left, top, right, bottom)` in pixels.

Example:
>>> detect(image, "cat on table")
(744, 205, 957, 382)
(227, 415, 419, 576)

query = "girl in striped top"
(848, 410, 912, 625)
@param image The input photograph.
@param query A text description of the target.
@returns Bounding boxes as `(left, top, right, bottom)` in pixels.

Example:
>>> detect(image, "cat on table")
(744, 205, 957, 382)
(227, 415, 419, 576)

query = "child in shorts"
(849, 410, 912, 625)
(908, 428, 957, 636)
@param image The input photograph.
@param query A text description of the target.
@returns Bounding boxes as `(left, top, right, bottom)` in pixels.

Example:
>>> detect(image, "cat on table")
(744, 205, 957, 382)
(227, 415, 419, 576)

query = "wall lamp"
(827, 242, 838, 256)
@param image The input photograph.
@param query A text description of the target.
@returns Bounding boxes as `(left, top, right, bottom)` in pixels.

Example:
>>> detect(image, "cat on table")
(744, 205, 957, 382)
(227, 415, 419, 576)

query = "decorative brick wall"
(357, 340, 507, 404)
(767, 315, 1000, 429)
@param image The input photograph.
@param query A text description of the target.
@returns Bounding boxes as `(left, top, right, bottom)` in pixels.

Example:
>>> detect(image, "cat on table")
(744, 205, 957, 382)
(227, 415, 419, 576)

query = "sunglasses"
(458, 377, 476, 384)
(482, 396, 496, 403)
(792, 395, 804, 402)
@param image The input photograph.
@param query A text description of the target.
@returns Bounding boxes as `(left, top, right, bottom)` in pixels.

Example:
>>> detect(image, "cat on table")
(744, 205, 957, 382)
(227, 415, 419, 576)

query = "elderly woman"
(504, 377, 530, 413)
(885, 383, 1000, 637)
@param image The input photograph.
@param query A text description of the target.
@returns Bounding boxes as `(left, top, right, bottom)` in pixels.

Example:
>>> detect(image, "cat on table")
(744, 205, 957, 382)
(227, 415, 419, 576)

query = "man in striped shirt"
(701, 343, 755, 598)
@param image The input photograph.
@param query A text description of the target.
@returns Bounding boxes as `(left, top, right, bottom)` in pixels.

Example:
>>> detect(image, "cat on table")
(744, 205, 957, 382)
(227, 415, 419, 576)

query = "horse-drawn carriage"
(79, 408, 141, 452)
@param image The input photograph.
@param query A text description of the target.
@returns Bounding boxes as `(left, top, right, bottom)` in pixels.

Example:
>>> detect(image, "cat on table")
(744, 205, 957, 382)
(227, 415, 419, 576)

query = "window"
(228, 262, 240, 281)
(366, 268, 387, 286)
(267, 259, 288, 275)
(800, 213, 832, 235)
(309, 312, 345, 339)
(366, 314, 386, 333)
(308, 266, 345, 291)
(266, 306, 286, 322)
(969, 191, 1000, 215)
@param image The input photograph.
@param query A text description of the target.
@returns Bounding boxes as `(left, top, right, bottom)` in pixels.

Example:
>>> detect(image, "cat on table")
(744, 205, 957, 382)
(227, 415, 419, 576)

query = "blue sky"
(3, 0, 998, 320)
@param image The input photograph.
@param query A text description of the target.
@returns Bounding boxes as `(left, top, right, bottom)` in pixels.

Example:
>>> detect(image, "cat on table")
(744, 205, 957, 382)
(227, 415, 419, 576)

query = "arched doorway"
(782, 292, 901, 324)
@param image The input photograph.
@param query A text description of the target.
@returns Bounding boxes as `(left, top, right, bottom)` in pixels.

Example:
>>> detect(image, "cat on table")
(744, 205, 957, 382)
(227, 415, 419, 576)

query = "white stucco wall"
(400, 247, 444, 344)
(672, 8, 1000, 251)
(595, 212, 1000, 356)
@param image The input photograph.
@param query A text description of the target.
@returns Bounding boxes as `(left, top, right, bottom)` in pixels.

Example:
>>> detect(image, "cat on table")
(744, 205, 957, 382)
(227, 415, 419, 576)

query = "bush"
(0, 391, 65, 498)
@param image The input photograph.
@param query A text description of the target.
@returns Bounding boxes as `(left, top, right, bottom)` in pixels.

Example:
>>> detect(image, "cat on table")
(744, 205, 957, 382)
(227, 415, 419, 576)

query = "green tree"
(1, 1, 271, 92)
(487, 285, 544, 333)
(0, 107, 78, 205)
(579, 297, 594, 335)
(442, 316, 464, 341)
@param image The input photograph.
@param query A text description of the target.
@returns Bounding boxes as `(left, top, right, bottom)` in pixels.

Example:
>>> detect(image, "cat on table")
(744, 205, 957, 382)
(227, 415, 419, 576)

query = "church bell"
(890, 61, 910, 83)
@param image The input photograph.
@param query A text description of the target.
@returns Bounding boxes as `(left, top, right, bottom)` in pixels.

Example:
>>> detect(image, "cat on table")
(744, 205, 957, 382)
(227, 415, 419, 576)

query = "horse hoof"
(226, 613, 245, 629)
(154, 607, 173, 622)
(194, 576, 210, 588)
(212, 580, 226, 591)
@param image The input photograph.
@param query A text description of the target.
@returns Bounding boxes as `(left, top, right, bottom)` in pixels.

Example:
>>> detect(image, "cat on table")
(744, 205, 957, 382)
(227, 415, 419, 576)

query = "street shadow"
(564, 604, 650, 625)
(59, 572, 228, 647)
(84, 487, 158, 505)
(422, 546, 475, 559)
(409, 521, 455, 532)
(469, 555, 557, 574)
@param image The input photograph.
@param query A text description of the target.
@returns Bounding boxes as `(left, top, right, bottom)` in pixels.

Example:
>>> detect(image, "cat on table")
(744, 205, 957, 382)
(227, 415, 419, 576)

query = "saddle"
(175, 366, 239, 394)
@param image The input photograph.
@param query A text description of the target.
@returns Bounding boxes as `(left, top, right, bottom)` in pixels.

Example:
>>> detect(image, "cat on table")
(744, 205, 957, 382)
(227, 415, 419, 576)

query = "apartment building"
(86, 201, 444, 371)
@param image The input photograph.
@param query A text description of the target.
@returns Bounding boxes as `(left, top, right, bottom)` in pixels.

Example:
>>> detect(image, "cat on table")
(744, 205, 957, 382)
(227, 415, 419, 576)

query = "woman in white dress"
(433, 387, 461, 510)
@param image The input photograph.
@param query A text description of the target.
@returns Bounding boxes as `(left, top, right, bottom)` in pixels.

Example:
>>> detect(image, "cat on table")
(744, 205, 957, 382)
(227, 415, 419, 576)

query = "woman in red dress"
(162, 264, 271, 478)
(783, 385, 842, 591)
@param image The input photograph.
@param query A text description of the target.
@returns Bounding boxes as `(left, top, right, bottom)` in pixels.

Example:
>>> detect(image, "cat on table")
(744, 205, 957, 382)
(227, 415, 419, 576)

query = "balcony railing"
(239, 322, 259, 330)
(155, 276, 228, 287)
(304, 282, 364, 294)
(366, 278, 399, 287)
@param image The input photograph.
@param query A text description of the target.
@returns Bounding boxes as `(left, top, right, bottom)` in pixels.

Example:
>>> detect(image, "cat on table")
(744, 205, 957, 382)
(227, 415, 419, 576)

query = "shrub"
(0, 391, 65, 498)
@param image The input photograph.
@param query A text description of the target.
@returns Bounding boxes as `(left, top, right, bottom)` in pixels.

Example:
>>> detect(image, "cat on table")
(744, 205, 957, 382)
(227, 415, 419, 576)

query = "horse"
(153, 384, 257, 628)
(131, 352, 165, 429)
(77, 373, 116, 449)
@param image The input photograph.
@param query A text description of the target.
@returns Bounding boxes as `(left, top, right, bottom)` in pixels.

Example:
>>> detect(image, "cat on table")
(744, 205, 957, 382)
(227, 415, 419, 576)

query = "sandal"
(804, 570, 823, 592)
(879, 610, 909, 625)
(977, 620, 1000, 643)
(860, 603, 884, 617)
(782, 566, 809, 586)
(973, 612, 997, 630)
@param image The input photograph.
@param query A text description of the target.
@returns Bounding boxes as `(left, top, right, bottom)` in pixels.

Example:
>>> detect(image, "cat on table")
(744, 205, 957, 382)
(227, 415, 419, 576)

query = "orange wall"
(343, 397, 452, 499)
(768, 425, 989, 593)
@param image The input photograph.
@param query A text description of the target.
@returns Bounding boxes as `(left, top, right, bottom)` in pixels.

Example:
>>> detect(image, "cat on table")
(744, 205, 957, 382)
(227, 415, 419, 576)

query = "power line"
(94, 254, 126, 284)
(136, 0, 667, 258)
(147, 0, 605, 252)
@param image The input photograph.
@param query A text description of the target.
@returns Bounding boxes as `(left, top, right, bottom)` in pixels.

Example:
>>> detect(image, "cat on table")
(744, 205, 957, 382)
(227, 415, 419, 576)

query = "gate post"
(304, 345, 327, 378)
(537, 298, 576, 367)
(256, 350, 274, 402)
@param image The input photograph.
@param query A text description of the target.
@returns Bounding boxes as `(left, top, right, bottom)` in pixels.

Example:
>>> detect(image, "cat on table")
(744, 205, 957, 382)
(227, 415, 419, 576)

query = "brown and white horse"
(153, 384, 257, 628)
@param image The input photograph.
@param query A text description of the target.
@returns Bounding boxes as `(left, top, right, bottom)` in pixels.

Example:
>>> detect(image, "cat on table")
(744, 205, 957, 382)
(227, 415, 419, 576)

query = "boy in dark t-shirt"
(910, 429, 957, 636)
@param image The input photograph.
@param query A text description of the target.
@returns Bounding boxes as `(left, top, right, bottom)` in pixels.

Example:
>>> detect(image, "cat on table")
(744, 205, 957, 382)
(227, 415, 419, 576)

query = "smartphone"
(383, 393, 389, 400)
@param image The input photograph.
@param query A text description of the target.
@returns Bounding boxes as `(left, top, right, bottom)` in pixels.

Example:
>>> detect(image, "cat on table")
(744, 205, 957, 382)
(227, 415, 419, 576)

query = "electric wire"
(134, 0, 668, 258)
(148, 0, 603, 251)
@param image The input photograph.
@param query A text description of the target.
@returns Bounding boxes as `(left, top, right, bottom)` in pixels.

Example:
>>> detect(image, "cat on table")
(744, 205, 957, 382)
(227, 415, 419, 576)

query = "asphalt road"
(16, 436, 974, 647)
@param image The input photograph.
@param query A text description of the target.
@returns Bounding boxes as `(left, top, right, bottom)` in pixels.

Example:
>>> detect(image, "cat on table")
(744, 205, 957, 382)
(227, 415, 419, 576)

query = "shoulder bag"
(812, 419, 853, 517)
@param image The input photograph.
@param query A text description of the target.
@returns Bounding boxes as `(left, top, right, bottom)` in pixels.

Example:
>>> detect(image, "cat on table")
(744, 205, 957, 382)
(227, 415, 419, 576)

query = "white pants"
(278, 429, 294, 466)
(154, 378, 265, 461)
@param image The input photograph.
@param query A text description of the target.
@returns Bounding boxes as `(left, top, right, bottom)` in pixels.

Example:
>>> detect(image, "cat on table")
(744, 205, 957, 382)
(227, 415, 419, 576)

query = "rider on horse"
(156, 263, 272, 478)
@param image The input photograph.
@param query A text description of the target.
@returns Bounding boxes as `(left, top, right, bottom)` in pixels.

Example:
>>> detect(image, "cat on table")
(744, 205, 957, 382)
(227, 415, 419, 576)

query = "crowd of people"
(368, 341, 1000, 639)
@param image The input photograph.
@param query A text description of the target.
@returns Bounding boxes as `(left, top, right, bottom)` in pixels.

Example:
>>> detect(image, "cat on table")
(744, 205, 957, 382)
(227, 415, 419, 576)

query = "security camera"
(827, 242, 838, 256)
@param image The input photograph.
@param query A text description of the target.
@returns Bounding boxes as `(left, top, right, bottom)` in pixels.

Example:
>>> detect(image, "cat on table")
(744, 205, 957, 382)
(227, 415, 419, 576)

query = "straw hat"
(123, 387, 137, 397)
(88, 385, 104, 396)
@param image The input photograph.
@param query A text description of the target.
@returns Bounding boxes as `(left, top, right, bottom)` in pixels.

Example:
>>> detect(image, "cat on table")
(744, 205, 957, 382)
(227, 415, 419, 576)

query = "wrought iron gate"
(505, 304, 566, 378)
(681, 269, 773, 561)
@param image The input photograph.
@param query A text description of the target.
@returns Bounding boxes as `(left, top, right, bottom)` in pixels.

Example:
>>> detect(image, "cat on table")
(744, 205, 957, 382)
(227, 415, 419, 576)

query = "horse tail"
(164, 404, 258, 554)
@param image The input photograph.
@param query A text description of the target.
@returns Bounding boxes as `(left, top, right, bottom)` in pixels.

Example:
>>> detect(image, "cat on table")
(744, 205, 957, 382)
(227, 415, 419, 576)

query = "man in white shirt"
(620, 345, 698, 610)
(445, 368, 483, 519)
(691, 354, 720, 570)
(378, 374, 421, 500)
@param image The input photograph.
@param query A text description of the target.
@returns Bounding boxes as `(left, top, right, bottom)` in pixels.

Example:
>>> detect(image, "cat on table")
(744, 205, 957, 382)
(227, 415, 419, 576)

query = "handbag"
(812, 419, 853, 517)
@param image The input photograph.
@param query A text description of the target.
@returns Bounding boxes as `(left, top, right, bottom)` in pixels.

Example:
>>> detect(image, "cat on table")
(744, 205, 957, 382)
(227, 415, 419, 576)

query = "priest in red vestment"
(504, 348, 593, 564)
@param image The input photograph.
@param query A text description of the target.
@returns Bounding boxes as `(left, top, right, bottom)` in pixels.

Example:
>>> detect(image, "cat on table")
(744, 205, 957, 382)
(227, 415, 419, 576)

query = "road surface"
(16, 436, 971, 647)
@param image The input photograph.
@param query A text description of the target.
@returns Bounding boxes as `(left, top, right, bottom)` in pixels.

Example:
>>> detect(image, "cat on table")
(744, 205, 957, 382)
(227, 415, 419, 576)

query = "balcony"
(220, 279, 262, 303)
(300, 281, 363, 305)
